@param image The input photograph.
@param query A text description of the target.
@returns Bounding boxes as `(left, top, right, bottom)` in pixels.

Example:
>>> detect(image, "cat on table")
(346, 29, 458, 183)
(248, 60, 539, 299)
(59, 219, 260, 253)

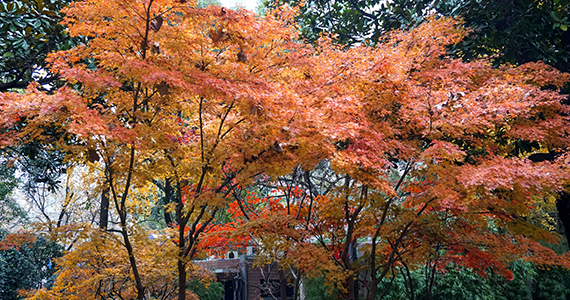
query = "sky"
(220, 0, 258, 10)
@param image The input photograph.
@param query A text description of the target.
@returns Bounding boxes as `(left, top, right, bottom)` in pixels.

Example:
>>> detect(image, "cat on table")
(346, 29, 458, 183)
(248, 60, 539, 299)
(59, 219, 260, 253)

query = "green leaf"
(31, 19, 42, 28)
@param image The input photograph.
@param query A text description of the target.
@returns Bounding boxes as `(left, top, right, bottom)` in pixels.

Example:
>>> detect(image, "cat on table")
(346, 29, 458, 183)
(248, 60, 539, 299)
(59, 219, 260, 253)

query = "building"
(197, 250, 295, 300)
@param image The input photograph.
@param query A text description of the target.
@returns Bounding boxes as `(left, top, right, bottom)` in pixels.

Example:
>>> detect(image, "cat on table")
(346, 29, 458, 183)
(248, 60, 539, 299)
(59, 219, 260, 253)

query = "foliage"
(304, 276, 340, 300)
(532, 266, 570, 300)
(268, 0, 570, 71)
(437, 0, 570, 70)
(372, 259, 570, 300)
(305, 261, 536, 300)
(197, 0, 221, 7)
(208, 16, 570, 300)
(0, 0, 77, 91)
(23, 225, 214, 300)
(1, 1, 570, 300)
(265, 0, 387, 44)
(306, 260, 570, 300)
(0, 232, 62, 300)
(186, 279, 224, 300)
(0, 160, 24, 229)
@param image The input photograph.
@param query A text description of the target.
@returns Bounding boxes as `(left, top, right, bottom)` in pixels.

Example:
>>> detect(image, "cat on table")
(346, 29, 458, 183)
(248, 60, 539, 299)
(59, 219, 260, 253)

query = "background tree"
(268, 0, 570, 71)
(1, 0, 325, 299)
(0, 160, 25, 230)
(0, 0, 97, 235)
(0, 232, 62, 300)
(0, 0, 76, 91)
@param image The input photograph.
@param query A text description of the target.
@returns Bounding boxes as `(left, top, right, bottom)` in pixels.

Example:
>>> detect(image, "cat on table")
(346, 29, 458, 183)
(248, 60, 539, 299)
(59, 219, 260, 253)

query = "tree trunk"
(177, 217, 187, 300)
(163, 178, 173, 226)
(99, 187, 109, 230)
(347, 275, 356, 300)
(368, 280, 377, 300)
(293, 273, 300, 300)
(279, 268, 288, 300)
(120, 223, 145, 300)
(177, 256, 187, 300)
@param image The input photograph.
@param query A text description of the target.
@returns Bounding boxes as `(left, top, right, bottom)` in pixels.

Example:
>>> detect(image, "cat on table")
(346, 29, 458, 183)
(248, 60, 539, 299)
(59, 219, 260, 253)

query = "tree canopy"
(0, 1, 570, 300)
(268, 0, 570, 70)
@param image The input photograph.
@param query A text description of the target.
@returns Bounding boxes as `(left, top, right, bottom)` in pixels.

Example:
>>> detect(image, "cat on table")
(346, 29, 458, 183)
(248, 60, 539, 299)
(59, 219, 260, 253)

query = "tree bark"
(99, 187, 109, 230)
(163, 178, 174, 226)
(177, 254, 187, 300)
(120, 225, 145, 300)
(279, 268, 288, 300)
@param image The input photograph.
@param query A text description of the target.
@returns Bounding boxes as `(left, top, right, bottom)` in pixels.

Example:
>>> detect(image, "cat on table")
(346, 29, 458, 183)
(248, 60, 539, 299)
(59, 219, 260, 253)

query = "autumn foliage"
(1, 0, 570, 299)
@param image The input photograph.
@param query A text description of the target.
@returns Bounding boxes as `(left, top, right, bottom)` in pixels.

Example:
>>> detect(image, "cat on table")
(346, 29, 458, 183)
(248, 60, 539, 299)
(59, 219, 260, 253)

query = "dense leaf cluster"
(269, 0, 570, 70)
(0, 233, 62, 300)
(0, 0, 78, 91)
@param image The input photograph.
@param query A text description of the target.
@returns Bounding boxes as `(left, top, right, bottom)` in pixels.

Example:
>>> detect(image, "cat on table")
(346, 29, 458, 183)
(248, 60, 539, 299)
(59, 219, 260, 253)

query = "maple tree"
(0, 0, 323, 299)
(213, 17, 570, 300)
(1, 1, 570, 300)
(21, 225, 216, 300)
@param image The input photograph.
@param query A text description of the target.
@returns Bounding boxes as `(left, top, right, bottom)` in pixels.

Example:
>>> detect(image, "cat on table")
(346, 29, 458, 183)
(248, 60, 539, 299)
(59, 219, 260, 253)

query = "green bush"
(0, 234, 62, 300)
(187, 278, 224, 300)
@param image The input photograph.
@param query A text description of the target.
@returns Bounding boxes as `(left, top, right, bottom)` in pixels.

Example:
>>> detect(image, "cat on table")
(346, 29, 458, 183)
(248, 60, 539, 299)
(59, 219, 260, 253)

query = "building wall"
(197, 256, 293, 300)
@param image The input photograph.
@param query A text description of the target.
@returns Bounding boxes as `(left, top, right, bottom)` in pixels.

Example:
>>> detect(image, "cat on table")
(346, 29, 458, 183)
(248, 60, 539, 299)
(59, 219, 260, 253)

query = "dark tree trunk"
(346, 275, 356, 300)
(293, 272, 300, 300)
(99, 187, 109, 230)
(120, 225, 145, 300)
(556, 192, 570, 241)
(279, 269, 288, 300)
(528, 152, 570, 241)
(164, 178, 174, 226)
(177, 255, 187, 300)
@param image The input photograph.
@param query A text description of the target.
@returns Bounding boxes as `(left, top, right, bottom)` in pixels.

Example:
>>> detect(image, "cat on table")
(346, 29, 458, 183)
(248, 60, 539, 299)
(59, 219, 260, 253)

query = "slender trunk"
(177, 256, 187, 300)
(426, 247, 440, 300)
(177, 216, 187, 300)
(346, 276, 356, 300)
(556, 192, 570, 242)
(427, 265, 437, 300)
(175, 174, 187, 300)
(299, 276, 306, 300)
(368, 247, 377, 300)
(293, 273, 300, 300)
(163, 178, 173, 226)
(99, 187, 109, 230)
(342, 221, 358, 300)
(279, 268, 287, 300)
(368, 280, 377, 300)
(402, 262, 415, 300)
(107, 145, 144, 300)
(177, 212, 187, 300)
(120, 225, 145, 300)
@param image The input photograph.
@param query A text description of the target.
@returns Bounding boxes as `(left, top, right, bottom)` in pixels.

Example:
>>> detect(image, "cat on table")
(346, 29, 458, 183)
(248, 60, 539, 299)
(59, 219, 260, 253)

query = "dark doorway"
(223, 279, 235, 300)
(223, 278, 244, 300)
